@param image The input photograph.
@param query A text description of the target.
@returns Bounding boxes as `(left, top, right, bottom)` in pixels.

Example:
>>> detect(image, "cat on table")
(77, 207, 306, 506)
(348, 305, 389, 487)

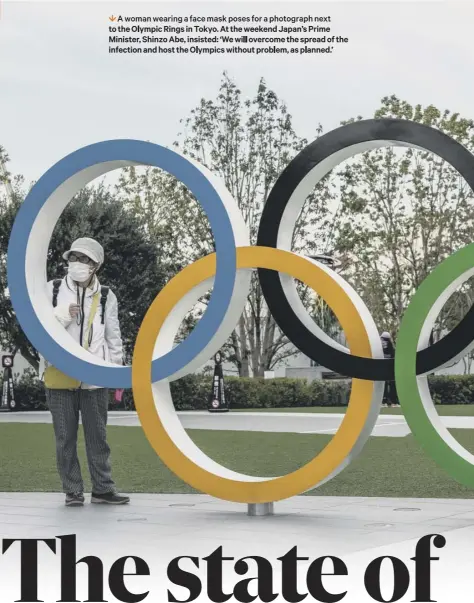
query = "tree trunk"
(238, 316, 250, 377)
(18, 345, 40, 373)
(240, 352, 250, 378)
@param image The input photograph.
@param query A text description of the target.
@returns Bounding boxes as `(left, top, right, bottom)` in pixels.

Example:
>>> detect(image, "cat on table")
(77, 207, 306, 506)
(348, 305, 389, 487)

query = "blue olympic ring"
(7, 140, 237, 388)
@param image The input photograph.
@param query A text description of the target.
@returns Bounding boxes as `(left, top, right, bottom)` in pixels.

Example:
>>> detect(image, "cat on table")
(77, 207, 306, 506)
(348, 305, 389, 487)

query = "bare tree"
(117, 73, 336, 376)
(333, 96, 474, 344)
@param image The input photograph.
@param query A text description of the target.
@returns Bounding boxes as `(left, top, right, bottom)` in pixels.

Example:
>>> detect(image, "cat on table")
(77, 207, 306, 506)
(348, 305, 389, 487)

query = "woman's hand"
(69, 304, 80, 318)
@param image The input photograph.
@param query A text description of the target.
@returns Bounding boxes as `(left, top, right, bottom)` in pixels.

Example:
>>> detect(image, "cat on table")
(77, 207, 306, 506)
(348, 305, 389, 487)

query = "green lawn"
(234, 405, 474, 416)
(2, 423, 474, 498)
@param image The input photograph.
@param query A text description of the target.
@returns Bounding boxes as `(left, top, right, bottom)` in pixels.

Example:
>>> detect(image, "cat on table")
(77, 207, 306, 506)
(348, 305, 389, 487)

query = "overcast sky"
(1, 1, 473, 184)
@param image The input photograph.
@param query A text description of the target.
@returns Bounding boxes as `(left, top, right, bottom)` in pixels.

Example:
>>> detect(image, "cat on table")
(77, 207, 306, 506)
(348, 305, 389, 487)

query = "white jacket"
(40, 275, 124, 389)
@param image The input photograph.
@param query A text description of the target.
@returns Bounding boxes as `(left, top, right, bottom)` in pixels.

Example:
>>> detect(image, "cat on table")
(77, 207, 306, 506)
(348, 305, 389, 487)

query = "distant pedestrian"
(380, 331, 400, 408)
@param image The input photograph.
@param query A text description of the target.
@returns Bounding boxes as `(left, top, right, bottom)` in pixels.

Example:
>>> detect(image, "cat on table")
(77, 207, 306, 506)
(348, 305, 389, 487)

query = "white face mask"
(68, 262, 93, 283)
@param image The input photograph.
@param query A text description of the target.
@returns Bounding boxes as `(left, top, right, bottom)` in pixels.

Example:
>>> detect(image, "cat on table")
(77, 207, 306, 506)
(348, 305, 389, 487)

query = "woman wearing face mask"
(41, 237, 130, 507)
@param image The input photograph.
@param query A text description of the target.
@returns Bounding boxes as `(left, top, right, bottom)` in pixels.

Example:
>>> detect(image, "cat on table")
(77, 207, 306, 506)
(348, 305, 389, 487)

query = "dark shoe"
(91, 492, 130, 505)
(65, 493, 85, 507)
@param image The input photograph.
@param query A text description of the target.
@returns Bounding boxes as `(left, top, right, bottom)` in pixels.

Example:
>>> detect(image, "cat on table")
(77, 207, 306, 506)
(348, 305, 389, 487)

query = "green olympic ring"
(396, 243, 474, 487)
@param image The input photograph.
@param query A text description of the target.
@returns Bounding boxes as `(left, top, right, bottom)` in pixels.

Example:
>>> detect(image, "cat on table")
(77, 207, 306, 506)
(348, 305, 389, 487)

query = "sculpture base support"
(247, 503, 274, 516)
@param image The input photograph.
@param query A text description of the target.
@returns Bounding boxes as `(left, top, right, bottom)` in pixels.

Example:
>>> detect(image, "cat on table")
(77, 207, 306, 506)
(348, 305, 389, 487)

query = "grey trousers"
(46, 388, 116, 495)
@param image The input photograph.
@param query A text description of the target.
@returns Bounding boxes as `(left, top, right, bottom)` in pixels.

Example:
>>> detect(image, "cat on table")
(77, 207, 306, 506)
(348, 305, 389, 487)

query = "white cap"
(381, 331, 391, 339)
(63, 237, 104, 265)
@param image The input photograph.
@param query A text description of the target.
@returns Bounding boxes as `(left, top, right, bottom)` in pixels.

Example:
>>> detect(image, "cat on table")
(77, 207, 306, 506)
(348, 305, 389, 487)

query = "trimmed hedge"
(12, 369, 47, 410)
(9, 371, 474, 411)
(428, 375, 474, 405)
(167, 374, 474, 409)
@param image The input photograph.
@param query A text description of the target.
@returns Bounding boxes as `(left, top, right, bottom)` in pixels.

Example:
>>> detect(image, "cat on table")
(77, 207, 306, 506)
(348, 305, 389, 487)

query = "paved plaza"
(1, 409, 473, 437)
(2, 491, 473, 555)
(0, 492, 473, 601)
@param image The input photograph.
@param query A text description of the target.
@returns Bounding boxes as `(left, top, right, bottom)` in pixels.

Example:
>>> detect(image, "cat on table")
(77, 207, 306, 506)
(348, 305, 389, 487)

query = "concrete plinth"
(247, 502, 274, 516)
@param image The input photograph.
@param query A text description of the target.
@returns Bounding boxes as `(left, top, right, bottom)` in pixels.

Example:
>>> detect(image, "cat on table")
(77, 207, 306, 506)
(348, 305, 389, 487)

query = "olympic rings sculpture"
(7, 119, 474, 503)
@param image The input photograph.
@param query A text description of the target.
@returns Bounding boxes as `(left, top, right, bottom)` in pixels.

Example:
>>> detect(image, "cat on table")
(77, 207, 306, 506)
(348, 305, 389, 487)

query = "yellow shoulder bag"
(44, 292, 100, 389)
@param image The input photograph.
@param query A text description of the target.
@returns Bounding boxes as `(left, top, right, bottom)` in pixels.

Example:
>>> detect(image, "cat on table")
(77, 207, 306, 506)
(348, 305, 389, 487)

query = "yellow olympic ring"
(132, 247, 381, 503)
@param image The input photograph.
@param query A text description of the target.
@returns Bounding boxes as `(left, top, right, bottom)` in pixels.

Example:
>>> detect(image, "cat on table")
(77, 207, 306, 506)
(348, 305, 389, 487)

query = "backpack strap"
(100, 286, 109, 324)
(52, 279, 62, 307)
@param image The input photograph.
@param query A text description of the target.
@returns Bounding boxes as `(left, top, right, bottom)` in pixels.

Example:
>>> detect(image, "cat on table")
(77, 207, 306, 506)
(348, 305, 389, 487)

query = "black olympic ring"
(256, 119, 474, 381)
